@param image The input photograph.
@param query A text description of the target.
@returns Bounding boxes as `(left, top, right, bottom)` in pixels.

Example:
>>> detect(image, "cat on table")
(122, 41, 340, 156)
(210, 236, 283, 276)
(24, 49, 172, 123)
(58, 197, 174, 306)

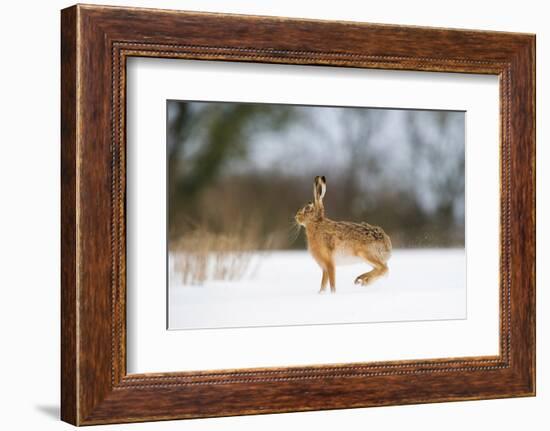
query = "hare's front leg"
(318, 261, 336, 293)
(327, 262, 336, 293)
(319, 270, 328, 293)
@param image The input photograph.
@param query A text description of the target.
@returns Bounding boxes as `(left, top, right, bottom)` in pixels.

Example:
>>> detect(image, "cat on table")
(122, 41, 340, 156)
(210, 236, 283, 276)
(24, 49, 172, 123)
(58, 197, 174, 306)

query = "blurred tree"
(167, 102, 298, 237)
(407, 111, 465, 230)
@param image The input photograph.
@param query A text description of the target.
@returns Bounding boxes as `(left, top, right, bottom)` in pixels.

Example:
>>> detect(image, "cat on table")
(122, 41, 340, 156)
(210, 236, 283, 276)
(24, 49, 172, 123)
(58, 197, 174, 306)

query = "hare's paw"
(354, 274, 373, 286)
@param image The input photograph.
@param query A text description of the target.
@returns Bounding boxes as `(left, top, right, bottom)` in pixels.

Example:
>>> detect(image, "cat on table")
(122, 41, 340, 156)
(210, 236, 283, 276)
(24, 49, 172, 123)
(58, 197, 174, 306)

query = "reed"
(170, 222, 272, 286)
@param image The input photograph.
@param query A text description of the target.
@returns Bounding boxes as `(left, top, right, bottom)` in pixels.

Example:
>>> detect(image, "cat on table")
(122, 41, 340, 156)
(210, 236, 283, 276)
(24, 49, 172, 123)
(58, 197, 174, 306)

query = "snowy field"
(168, 249, 466, 330)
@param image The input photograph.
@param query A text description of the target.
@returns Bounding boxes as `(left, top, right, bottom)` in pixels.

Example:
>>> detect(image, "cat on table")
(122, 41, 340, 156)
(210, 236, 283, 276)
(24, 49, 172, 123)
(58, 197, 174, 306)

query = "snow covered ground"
(168, 249, 466, 330)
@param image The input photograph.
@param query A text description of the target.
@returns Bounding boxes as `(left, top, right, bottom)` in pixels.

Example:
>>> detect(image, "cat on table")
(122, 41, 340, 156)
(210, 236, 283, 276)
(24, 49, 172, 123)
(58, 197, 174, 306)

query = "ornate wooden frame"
(61, 4, 535, 425)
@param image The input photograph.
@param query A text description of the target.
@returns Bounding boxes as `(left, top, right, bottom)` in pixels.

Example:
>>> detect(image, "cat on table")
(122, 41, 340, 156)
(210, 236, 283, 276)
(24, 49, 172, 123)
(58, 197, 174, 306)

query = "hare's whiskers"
(288, 221, 301, 245)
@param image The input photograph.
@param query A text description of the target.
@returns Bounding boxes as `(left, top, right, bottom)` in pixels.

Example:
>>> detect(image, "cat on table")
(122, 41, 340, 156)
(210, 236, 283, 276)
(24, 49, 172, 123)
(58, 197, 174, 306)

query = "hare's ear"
(313, 176, 327, 208)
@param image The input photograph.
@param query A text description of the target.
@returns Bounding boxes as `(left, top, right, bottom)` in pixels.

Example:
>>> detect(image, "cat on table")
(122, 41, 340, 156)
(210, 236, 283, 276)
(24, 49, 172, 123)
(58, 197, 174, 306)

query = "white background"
(127, 59, 498, 373)
(0, 0, 546, 430)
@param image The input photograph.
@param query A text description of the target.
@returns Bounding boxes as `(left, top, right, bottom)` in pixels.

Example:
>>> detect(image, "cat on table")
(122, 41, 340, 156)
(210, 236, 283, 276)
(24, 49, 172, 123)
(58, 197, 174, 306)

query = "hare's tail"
(378, 233, 393, 262)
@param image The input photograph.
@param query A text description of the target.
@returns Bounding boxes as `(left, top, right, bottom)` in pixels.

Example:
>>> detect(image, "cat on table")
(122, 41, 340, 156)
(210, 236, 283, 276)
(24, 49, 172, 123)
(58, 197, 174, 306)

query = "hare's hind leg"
(354, 253, 388, 286)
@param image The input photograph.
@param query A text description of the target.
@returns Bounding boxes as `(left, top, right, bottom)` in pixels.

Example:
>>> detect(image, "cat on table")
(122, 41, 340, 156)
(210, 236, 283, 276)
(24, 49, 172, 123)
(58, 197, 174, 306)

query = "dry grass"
(170, 222, 272, 286)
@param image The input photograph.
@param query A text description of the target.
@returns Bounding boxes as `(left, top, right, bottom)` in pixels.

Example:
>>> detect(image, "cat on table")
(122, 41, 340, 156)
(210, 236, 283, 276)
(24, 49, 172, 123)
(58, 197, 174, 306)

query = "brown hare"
(295, 176, 392, 293)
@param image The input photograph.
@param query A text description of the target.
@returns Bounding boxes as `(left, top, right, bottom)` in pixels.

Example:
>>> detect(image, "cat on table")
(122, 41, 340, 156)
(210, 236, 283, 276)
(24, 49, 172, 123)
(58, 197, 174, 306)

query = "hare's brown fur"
(295, 176, 392, 293)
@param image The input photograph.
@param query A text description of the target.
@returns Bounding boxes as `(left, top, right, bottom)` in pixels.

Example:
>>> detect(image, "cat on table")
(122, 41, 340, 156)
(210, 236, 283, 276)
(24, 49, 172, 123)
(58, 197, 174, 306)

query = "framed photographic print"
(61, 4, 535, 425)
